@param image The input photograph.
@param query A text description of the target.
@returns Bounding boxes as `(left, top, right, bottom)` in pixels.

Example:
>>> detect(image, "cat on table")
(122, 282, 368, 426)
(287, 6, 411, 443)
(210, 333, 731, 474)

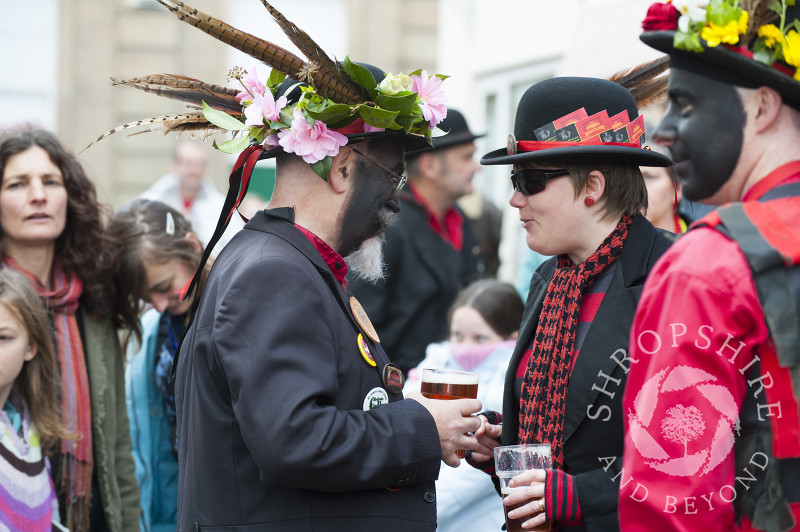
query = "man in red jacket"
(619, 2, 800, 531)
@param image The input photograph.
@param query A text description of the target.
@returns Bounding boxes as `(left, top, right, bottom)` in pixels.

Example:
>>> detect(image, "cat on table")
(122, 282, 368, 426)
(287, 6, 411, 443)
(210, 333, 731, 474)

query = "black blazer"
(501, 215, 672, 532)
(347, 192, 483, 373)
(175, 208, 442, 532)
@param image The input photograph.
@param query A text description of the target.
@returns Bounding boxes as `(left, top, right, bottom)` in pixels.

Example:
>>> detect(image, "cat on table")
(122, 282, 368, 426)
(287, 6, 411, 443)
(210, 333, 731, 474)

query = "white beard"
(345, 235, 385, 283)
(344, 208, 396, 283)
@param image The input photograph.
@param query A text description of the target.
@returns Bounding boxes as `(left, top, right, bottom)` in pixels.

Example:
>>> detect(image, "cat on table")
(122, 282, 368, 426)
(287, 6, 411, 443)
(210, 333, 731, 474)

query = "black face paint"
(655, 67, 746, 201)
(337, 142, 403, 257)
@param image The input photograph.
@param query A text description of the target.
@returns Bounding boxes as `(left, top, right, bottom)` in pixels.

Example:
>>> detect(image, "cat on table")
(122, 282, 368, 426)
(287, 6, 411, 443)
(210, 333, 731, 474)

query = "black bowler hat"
(407, 109, 485, 155)
(640, 4, 800, 111)
(481, 77, 672, 167)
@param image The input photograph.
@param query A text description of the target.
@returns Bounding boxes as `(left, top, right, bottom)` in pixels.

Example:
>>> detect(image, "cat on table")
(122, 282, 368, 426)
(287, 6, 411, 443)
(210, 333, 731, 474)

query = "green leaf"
(753, 48, 776, 65)
(408, 68, 422, 77)
(202, 101, 248, 131)
(675, 31, 704, 52)
(266, 69, 287, 89)
(374, 91, 419, 114)
(394, 114, 420, 134)
(358, 106, 401, 129)
(214, 134, 252, 154)
(310, 156, 332, 181)
(342, 56, 377, 92)
(305, 100, 353, 124)
(769, 0, 783, 14)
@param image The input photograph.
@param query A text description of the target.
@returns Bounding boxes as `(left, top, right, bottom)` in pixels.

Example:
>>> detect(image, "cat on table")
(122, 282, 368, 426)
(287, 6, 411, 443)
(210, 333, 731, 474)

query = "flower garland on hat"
(643, 0, 800, 81)
(203, 61, 448, 179)
(83, 0, 449, 181)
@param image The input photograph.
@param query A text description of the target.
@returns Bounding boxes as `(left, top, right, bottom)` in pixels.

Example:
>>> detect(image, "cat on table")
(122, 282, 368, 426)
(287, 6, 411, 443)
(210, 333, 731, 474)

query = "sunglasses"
(510, 168, 570, 196)
(351, 147, 408, 199)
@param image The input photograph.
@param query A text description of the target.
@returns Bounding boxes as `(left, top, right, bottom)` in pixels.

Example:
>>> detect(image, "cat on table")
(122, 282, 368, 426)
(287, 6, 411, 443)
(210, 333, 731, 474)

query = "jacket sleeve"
(212, 255, 442, 493)
(110, 324, 141, 532)
(619, 229, 768, 532)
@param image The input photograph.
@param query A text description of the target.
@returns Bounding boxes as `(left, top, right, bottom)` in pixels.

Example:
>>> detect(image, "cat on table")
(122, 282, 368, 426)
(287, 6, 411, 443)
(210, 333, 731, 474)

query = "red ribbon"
(722, 44, 796, 77)
(516, 140, 643, 152)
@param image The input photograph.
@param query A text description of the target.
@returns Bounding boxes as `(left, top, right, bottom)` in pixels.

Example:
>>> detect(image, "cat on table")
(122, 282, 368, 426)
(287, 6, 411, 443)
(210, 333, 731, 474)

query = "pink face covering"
(451, 340, 516, 371)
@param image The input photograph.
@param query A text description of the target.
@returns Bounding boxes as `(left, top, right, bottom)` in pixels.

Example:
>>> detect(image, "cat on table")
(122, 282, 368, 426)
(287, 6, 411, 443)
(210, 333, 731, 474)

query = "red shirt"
(408, 182, 464, 251)
(619, 162, 800, 531)
(295, 225, 349, 289)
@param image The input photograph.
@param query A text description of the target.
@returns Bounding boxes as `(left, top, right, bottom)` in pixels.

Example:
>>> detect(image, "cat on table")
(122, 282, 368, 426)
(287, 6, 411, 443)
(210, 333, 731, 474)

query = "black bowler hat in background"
(641, 5, 800, 112)
(407, 109, 485, 155)
(480, 77, 672, 168)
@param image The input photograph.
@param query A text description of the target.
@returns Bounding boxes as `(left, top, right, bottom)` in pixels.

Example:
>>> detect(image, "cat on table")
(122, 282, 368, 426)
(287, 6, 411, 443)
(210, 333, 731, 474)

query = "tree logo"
(627, 365, 740, 477)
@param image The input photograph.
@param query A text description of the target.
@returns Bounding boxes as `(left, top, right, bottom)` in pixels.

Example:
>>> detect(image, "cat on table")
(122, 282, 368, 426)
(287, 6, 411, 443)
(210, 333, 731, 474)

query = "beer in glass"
(494, 443, 552, 532)
(420, 368, 479, 458)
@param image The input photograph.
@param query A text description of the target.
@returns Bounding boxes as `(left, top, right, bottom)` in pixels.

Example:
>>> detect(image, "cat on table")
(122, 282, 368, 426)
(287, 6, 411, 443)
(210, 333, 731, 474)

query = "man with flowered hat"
(346, 108, 485, 375)
(620, 1, 800, 531)
(89, 2, 490, 530)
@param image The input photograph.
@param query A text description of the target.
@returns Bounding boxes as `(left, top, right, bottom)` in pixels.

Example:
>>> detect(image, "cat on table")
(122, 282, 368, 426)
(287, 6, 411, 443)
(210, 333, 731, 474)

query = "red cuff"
(545, 468, 582, 524)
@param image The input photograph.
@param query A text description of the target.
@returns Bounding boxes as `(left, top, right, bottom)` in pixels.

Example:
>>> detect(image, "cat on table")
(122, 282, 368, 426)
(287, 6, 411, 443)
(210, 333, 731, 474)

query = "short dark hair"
(448, 279, 524, 339)
(565, 163, 648, 222)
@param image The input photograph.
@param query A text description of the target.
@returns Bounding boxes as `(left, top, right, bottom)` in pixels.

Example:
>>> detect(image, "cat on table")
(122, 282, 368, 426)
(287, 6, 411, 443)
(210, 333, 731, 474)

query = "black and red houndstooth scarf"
(519, 214, 632, 466)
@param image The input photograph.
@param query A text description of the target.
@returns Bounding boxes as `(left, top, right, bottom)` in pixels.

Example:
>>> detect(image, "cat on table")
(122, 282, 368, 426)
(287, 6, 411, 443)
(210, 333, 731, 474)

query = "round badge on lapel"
(357, 333, 376, 367)
(350, 296, 380, 343)
(382, 363, 404, 395)
(363, 387, 389, 411)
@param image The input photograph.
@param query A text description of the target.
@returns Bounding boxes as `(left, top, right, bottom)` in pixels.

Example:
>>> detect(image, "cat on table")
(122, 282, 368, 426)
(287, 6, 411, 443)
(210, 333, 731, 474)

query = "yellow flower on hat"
(783, 30, 800, 80)
(758, 24, 786, 48)
(700, 12, 748, 47)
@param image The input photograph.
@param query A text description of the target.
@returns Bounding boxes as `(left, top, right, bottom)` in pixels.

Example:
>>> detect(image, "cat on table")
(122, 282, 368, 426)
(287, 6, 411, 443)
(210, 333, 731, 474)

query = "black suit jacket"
(501, 215, 672, 532)
(175, 208, 442, 532)
(347, 191, 484, 373)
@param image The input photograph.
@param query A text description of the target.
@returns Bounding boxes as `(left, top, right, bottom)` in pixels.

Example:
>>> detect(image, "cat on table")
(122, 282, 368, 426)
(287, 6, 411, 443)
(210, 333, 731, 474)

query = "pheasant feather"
(81, 113, 217, 152)
(259, 0, 363, 97)
(155, 0, 364, 104)
(742, 0, 780, 44)
(608, 56, 670, 107)
(111, 75, 242, 114)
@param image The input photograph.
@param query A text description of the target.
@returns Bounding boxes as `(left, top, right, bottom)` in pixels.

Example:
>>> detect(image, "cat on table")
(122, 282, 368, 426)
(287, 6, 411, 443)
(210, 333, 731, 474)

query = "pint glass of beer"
(494, 443, 552, 532)
(420, 368, 479, 458)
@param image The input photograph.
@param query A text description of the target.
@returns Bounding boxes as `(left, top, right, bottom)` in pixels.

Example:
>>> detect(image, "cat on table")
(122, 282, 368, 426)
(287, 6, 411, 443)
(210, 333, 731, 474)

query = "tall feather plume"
(81, 113, 217, 152)
(742, 0, 780, 44)
(155, 0, 364, 104)
(259, 0, 363, 98)
(111, 74, 243, 114)
(608, 55, 670, 107)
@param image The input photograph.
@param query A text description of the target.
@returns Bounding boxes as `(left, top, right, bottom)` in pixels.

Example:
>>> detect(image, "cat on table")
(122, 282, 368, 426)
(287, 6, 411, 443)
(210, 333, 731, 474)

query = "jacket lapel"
(562, 215, 657, 443)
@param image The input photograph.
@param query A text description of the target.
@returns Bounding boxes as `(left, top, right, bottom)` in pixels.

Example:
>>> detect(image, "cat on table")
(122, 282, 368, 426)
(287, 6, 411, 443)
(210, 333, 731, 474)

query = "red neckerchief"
(408, 182, 464, 251)
(742, 160, 800, 201)
(295, 225, 349, 289)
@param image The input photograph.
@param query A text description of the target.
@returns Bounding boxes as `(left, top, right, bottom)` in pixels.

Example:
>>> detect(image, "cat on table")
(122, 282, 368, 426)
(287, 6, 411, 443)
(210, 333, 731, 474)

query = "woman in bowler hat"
(469, 77, 673, 531)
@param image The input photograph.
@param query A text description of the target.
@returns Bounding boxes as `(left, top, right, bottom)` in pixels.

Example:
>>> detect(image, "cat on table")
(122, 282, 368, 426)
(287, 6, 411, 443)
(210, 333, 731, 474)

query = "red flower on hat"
(642, 2, 681, 31)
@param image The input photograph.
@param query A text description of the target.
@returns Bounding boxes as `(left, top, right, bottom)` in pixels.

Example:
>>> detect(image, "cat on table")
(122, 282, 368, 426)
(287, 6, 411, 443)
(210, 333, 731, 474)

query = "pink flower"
(363, 122, 385, 133)
(236, 65, 266, 101)
(278, 108, 348, 163)
(262, 133, 280, 147)
(244, 90, 288, 127)
(411, 70, 447, 129)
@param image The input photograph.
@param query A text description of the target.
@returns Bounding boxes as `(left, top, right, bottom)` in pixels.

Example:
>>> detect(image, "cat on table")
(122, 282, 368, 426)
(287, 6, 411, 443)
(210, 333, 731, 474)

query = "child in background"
(405, 279, 524, 532)
(0, 268, 71, 531)
(109, 199, 210, 532)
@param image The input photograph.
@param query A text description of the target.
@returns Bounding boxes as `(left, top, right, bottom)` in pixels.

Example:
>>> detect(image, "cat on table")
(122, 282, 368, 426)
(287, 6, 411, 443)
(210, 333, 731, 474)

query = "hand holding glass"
(494, 443, 552, 532)
(420, 368, 479, 458)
